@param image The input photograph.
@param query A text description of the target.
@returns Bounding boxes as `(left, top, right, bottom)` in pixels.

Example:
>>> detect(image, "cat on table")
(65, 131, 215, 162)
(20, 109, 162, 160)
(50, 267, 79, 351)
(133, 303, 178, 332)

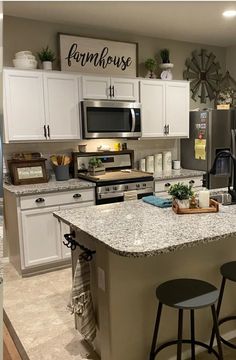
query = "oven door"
(81, 100, 141, 139)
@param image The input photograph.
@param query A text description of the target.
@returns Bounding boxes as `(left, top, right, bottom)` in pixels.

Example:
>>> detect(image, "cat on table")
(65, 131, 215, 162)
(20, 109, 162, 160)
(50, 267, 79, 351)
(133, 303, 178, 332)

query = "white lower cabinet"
(21, 206, 61, 267)
(155, 176, 203, 197)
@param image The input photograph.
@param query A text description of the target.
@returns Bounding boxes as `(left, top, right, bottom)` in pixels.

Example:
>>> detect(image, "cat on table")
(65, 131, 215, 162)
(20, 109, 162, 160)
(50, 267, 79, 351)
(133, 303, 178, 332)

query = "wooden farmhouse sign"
(59, 33, 138, 77)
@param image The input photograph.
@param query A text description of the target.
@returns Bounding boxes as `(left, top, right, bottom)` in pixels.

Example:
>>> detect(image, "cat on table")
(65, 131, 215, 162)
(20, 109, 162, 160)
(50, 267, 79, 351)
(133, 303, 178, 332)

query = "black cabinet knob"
(35, 197, 45, 203)
(73, 193, 82, 199)
(189, 180, 195, 185)
(165, 183, 171, 187)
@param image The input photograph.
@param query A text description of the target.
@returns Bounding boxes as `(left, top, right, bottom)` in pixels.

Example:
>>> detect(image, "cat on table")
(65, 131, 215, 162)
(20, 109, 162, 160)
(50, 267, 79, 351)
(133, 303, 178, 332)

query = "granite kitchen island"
(54, 201, 236, 360)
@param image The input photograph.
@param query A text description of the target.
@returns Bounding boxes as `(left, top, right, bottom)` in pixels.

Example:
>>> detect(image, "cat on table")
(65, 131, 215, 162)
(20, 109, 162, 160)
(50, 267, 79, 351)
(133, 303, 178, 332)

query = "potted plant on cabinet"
(159, 48, 174, 80)
(168, 182, 194, 209)
(144, 58, 157, 79)
(37, 46, 56, 70)
(88, 157, 105, 176)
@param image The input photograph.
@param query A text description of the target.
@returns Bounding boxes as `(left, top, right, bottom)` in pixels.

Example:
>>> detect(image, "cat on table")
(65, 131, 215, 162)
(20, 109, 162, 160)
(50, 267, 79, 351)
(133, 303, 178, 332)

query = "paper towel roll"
(139, 158, 146, 172)
(154, 153, 163, 174)
(163, 151, 172, 173)
(146, 155, 154, 173)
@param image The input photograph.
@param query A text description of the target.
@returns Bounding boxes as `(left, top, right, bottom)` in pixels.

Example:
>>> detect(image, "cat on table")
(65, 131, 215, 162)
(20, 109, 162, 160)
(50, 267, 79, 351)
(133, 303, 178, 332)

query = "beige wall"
(4, 15, 227, 109)
(226, 45, 236, 80)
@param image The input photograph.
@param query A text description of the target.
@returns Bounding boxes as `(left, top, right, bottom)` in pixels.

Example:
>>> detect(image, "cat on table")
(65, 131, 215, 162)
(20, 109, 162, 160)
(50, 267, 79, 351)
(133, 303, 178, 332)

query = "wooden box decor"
(59, 33, 138, 76)
(172, 199, 219, 215)
(8, 158, 48, 185)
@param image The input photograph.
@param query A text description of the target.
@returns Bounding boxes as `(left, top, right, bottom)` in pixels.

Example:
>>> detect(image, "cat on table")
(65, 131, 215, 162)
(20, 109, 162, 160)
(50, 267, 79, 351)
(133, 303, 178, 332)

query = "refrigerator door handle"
(231, 129, 236, 157)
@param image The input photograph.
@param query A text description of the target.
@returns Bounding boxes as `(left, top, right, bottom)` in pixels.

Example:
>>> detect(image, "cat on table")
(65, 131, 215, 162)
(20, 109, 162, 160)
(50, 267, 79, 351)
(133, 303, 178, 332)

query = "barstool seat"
(150, 278, 223, 360)
(156, 279, 219, 309)
(221, 261, 236, 282)
(209, 261, 236, 352)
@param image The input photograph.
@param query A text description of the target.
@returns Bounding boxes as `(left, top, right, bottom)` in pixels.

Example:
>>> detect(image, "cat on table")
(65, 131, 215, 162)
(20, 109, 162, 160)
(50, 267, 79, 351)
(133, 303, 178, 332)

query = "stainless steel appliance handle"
(231, 129, 236, 157)
(131, 108, 136, 132)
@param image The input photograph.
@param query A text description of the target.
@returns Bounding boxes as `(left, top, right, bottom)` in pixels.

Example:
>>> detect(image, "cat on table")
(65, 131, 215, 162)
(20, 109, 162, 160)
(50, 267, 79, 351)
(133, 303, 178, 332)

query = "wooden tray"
(172, 199, 219, 214)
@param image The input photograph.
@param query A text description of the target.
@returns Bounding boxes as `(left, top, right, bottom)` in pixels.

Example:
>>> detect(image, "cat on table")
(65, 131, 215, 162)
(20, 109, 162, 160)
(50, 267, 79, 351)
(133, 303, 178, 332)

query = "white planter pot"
(43, 61, 52, 70)
(176, 199, 189, 209)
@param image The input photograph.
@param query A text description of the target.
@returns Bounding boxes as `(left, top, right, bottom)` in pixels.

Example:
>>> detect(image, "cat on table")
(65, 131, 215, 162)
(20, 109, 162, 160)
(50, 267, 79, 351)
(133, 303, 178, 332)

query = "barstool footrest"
(153, 339, 221, 359)
(219, 315, 236, 349)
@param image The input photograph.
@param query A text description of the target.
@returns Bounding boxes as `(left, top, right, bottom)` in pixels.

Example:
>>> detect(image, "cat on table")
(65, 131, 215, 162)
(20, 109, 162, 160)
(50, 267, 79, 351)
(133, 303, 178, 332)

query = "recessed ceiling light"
(223, 10, 236, 17)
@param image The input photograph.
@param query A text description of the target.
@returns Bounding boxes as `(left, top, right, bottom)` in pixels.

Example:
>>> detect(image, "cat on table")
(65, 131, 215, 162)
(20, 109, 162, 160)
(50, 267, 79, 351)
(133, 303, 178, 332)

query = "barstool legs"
(211, 305, 224, 360)
(177, 309, 183, 360)
(190, 309, 196, 360)
(209, 277, 226, 352)
(149, 302, 163, 360)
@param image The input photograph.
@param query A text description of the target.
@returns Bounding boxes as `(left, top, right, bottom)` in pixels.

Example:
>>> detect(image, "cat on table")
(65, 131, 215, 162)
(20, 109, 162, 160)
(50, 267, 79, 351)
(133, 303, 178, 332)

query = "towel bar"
(63, 232, 96, 261)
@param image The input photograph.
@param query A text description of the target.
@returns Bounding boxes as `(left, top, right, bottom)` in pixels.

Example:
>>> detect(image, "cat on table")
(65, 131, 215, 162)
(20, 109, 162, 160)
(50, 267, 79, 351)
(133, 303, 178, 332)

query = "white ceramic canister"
(146, 155, 154, 173)
(163, 151, 172, 173)
(139, 158, 146, 172)
(154, 153, 163, 174)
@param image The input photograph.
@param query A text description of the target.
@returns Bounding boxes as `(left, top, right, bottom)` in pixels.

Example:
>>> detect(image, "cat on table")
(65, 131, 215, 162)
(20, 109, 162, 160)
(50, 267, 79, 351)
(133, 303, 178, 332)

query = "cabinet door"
(111, 78, 139, 101)
(44, 73, 80, 140)
(4, 69, 46, 141)
(140, 80, 165, 138)
(82, 76, 110, 99)
(60, 202, 94, 259)
(21, 206, 61, 267)
(165, 82, 189, 137)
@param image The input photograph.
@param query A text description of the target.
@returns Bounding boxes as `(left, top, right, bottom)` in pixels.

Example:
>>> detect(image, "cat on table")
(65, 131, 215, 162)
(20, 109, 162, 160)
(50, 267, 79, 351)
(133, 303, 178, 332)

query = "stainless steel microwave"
(81, 100, 141, 139)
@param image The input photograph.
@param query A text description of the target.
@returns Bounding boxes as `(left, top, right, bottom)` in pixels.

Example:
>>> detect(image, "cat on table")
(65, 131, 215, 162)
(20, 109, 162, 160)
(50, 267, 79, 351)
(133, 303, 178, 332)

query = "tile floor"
(3, 263, 236, 360)
(3, 263, 99, 360)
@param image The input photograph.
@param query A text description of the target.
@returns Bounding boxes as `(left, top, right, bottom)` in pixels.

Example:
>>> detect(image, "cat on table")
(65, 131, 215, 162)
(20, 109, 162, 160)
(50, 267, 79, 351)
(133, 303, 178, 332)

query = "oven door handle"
(131, 108, 136, 132)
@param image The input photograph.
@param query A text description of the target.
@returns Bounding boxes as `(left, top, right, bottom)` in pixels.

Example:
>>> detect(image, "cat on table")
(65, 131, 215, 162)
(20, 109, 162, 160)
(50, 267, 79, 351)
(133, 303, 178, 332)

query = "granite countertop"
(154, 168, 205, 181)
(4, 178, 95, 196)
(54, 199, 236, 258)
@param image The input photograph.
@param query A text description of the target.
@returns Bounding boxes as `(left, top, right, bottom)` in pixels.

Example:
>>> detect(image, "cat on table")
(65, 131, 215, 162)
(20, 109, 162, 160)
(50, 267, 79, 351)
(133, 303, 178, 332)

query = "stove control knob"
(136, 184, 140, 188)
(125, 185, 129, 190)
(142, 183, 146, 187)
(105, 187, 110, 192)
(113, 186, 118, 191)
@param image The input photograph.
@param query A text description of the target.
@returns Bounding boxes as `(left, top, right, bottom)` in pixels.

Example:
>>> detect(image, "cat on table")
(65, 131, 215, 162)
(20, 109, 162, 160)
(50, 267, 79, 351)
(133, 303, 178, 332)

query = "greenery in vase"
(37, 46, 56, 62)
(168, 182, 194, 200)
(89, 157, 103, 168)
(160, 48, 170, 64)
(144, 58, 157, 72)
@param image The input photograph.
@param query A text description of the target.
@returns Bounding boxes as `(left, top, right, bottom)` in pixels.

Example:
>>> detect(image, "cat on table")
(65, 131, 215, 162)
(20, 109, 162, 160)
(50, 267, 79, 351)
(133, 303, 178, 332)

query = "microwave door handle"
(231, 129, 236, 187)
(131, 109, 136, 132)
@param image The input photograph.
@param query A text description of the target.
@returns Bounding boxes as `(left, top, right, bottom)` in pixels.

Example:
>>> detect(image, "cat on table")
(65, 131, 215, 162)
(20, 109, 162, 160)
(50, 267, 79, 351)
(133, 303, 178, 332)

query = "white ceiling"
(4, 1, 236, 47)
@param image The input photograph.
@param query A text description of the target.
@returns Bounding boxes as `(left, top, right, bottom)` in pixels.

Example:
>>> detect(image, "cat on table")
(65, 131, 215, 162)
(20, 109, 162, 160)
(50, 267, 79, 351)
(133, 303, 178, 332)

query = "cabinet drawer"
(155, 176, 203, 193)
(20, 189, 95, 210)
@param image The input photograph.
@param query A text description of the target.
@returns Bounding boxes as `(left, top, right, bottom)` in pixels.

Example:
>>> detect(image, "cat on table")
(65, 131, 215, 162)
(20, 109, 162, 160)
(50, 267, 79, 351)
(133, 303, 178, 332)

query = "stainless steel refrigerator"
(181, 109, 236, 189)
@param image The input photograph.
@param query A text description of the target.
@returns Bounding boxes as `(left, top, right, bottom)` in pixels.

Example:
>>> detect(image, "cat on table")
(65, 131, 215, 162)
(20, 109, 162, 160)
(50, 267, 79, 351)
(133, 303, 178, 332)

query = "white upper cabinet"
(111, 78, 139, 101)
(82, 76, 110, 99)
(140, 79, 189, 138)
(82, 75, 139, 101)
(3, 68, 81, 143)
(140, 80, 165, 137)
(165, 82, 189, 137)
(4, 69, 46, 141)
(43, 73, 80, 140)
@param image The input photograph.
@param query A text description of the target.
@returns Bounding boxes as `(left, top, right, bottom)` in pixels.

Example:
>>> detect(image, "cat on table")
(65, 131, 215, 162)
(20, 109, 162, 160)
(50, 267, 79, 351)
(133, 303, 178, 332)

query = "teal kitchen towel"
(142, 195, 172, 208)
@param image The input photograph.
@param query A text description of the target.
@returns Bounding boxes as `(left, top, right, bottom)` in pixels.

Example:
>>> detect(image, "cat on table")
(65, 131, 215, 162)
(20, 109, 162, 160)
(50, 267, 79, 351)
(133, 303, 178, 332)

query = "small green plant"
(89, 157, 103, 168)
(144, 58, 156, 72)
(37, 46, 56, 62)
(160, 48, 170, 64)
(168, 182, 194, 200)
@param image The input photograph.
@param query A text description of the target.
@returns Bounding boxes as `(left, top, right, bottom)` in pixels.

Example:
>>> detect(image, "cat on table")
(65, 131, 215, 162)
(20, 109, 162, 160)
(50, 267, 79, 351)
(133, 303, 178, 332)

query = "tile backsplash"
(3, 138, 180, 172)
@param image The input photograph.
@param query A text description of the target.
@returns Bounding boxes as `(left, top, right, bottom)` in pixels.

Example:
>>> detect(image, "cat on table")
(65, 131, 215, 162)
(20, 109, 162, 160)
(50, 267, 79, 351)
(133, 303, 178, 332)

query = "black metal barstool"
(209, 261, 236, 352)
(149, 278, 223, 360)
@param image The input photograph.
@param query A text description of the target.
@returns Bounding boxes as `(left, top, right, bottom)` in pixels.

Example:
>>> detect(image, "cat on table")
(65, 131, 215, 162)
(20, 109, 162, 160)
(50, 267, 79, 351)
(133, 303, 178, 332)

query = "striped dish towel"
(68, 255, 96, 343)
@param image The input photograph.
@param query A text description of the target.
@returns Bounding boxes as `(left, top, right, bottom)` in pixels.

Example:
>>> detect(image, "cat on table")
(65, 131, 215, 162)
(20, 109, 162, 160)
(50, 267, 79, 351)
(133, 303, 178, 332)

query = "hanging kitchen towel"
(68, 255, 96, 343)
(142, 195, 172, 208)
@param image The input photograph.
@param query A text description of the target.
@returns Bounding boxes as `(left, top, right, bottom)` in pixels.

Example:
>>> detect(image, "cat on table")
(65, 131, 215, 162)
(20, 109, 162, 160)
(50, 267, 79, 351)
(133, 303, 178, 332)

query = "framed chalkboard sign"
(58, 33, 138, 77)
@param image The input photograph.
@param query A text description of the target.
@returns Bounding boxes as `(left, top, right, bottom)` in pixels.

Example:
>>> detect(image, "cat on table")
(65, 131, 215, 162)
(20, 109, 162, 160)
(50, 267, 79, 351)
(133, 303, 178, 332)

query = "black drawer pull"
(35, 197, 45, 203)
(189, 180, 195, 185)
(165, 183, 171, 187)
(73, 193, 82, 199)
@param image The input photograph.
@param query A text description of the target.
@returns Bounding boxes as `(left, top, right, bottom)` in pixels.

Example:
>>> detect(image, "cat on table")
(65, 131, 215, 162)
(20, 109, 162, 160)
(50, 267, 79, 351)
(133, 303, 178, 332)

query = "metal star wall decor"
(183, 49, 222, 103)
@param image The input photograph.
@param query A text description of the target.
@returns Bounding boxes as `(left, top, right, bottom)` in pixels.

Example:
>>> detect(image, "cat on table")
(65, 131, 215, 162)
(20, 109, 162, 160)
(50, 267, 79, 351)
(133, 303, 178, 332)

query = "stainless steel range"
(73, 150, 154, 205)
